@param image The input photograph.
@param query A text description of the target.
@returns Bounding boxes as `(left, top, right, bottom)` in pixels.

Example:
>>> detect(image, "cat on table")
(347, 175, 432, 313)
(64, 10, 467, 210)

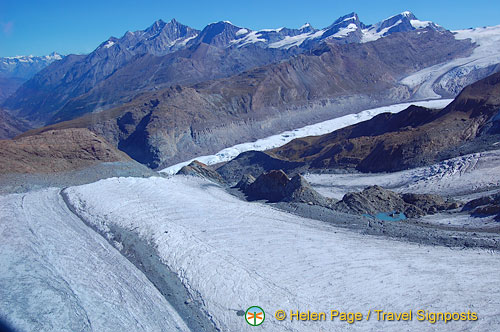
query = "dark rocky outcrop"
(176, 160, 226, 185)
(334, 186, 459, 218)
(401, 193, 461, 214)
(244, 170, 291, 202)
(463, 193, 500, 220)
(283, 174, 334, 207)
(234, 174, 256, 191)
(240, 169, 335, 207)
(217, 151, 305, 184)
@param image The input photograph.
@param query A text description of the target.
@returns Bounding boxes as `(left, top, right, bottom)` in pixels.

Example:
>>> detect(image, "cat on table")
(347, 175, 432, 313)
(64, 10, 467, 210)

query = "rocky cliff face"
(270, 71, 500, 172)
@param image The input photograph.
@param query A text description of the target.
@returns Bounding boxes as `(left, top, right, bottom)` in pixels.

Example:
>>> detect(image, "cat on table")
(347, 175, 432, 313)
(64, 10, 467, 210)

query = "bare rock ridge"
(269, 71, 500, 173)
(0, 128, 131, 174)
(19, 28, 473, 168)
(217, 151, 306, 184)
(176, 160, 226, 185)
(335, 186, 460, 218)
(233, 170, 458, 219)
(462, 193, 500, 221)
(238, 169, 335, 208)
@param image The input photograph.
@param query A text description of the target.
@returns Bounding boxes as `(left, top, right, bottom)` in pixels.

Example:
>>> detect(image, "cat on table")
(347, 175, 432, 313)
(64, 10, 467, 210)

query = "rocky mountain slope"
(0, 128, 131, 173)
(269, 71, 500, 172)
(21, 28, 473, 168)
(0, 108, 31, 139)
(2, 12, 451, 129)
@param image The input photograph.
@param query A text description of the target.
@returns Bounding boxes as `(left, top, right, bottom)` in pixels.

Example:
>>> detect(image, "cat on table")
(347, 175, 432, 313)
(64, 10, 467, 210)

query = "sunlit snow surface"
(161, 99, 452, 174)
(401, 25, 500, 99)
(0, 189, 190, 332)
(65, 176, 500, 332)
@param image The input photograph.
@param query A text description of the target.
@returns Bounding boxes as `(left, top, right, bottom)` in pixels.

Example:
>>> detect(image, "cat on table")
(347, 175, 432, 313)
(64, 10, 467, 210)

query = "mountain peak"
(146, 19, 167, 33)
(326, 12, 361, 29)
(321, 12, 363, 41)
(197, 21, 244, 46)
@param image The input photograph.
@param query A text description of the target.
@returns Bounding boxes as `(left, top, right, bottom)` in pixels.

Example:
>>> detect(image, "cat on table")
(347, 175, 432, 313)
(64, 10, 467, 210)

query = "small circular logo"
(245, 306, 265, 326)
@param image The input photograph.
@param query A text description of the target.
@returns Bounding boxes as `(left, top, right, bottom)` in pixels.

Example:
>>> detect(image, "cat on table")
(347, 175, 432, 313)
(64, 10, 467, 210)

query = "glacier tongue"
(401, 25, 500, 99)
(0, 189, 190, 332)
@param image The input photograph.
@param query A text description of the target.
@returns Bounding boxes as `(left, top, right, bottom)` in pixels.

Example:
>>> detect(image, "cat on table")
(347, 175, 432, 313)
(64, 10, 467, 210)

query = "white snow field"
(305, 149, 500, 200)
(0, 189, 190, 332)
(161, 99, 452, 174)
(401, 25, 500, 99)
(65, 176, 500, 332)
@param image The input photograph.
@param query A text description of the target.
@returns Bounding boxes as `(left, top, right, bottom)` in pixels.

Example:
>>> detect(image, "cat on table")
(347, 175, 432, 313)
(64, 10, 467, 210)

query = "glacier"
(61, 175, 500, 332)
(0, 189, 190, 332)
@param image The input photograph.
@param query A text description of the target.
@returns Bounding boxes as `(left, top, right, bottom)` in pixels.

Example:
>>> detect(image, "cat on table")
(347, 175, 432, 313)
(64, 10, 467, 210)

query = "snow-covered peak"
(1, 53, 63, 63)
(361, 11, 442, 43)
(300, 23, 312, 29)
(206, 20, 239, 28)
(44, 52, 63, 60)
(0, 52, 65, 81)
(92, 18, 200, 56)
(320, 12, 363, 42)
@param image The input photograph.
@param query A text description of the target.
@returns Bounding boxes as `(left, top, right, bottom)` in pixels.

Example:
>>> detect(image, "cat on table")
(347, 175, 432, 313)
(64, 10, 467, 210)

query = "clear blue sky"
(1, 0, 499, 57)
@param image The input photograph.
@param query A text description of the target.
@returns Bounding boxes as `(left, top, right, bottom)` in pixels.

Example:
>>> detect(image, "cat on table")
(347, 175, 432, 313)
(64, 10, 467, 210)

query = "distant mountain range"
(0, 52, 63, 102)
(4, 11, 500, 170)
(22, 28, 472, 168)
(2, 11, 446, 127)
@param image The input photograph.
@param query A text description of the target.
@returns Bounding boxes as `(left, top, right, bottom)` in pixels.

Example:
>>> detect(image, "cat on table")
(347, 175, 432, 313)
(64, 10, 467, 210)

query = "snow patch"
(330, 23, 358, 38)
(103, 40, 115, 48)
(235, 28, 249, 36)
(410, 19, 432, 29)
